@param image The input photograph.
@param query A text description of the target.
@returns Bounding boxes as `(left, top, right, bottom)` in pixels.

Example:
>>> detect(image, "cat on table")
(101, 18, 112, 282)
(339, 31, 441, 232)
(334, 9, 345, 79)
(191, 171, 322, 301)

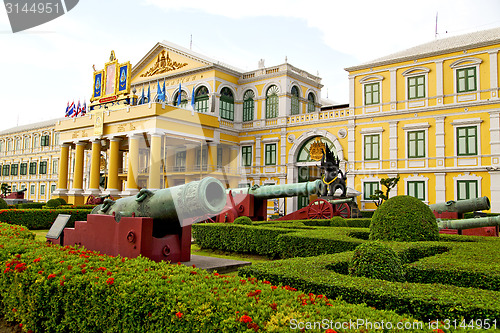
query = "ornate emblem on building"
(309, 137, 326, 161)
(140, 50, 188, 77)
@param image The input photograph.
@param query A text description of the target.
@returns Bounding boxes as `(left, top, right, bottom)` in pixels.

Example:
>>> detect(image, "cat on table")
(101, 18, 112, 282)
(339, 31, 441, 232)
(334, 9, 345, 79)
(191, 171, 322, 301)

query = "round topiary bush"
(233, 216, 253, 225)
(330, 216, 347, 227)
(0, 198, 8, 209)
(348, 241, 405, 282)
(370, 195, 439, 242)
(46, 199, 61, 208)
(55, 197, 67, 206)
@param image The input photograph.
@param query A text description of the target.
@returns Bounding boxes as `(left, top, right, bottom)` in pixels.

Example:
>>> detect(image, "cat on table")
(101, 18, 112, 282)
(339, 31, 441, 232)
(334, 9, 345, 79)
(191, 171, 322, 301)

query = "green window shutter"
(243, 90, 255, 122)
(457, 67, 477, 93)
(457, 126, 477, 156)
(265, 144, 276, 165)
(242, 146, 252, 167)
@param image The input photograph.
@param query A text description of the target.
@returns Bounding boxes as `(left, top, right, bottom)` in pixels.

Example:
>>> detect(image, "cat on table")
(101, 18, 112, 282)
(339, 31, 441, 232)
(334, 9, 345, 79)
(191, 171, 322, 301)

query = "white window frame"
(402, 67, 430, 108)
(359, 74, 384, 113)
(450, 57, 482, 103)
(453, 172, 482, 201)
(404, 174, 429, 204)
(451, 118, 482, 167)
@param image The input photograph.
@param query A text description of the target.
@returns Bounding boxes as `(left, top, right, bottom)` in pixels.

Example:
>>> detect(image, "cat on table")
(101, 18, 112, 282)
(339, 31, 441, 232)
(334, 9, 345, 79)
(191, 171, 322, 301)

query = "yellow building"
(3, 27, 500, 215)
(345, 27, 500, 212)
(0, 120, 61, 202)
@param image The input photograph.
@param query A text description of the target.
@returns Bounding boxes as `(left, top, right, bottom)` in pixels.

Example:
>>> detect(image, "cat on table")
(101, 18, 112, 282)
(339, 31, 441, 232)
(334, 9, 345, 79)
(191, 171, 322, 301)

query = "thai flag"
(81, 101, 86, 116)
(76, 100, 81, 117)
(65, 102, 70, 117)
(68, 101, 76, 117)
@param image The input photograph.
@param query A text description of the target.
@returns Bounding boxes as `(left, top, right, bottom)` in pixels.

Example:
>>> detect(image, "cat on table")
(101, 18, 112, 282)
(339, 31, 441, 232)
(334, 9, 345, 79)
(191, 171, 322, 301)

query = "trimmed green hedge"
(192, 224, 368, 259)
(255, 218, 372, 228)
(0, 223, 424, 332)
(239, 238, 500, 321)
(192, 224, 294, 258)
(0, 209, 92, 230)
(15, 202, 45, 209)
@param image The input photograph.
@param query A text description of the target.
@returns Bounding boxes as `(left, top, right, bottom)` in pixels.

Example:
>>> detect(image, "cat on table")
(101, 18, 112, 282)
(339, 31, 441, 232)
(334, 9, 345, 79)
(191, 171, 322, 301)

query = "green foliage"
(233, 216, 253, 225)
(0, 209, 91, 230)
(369, 175, 400, 206)
(330, 216, 347, 227)
(370, 195, 439, 242)
(46, 199, 61, 208)
(0, 223, 417, 332)
(0, 198, 8, 210)
(15, 202, 45, 209)
(239, 237, 500, 321)
(192, 224, 365, 259)
(360, 210, 375, 218)
(55, 197, 67, 205)
(349, 241, 404, 282)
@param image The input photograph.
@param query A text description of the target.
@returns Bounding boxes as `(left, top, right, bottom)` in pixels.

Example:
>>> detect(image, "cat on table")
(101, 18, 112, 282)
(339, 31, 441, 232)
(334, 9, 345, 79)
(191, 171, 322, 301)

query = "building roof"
(0, 118, 63, 136)
(345, 27, 500, 72)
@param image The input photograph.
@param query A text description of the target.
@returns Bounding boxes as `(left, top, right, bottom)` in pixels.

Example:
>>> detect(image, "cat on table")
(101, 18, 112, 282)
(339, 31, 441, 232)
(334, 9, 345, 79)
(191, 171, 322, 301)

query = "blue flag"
(147, 84, 151, 103)
(157, 80, 162, 101)
(65, 102, 69, 117)
(191, 87, 196, 110)
(162, 79, 166, 102)
(177, 83, 182, 106)
(140, 86, 145, 105)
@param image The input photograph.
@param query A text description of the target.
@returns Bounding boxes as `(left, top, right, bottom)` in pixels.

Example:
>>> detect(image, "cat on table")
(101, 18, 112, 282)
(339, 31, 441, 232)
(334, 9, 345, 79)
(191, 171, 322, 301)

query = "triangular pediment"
(132, 41, 217, 82)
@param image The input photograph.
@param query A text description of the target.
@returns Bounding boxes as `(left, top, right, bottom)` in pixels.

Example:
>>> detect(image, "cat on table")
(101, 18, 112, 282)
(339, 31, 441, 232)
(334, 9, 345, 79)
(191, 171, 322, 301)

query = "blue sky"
(0, 0, 499, 131)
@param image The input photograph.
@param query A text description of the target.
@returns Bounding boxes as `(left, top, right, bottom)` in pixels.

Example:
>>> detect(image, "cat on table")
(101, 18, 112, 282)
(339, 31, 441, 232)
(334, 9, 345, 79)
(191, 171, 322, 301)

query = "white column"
(489, 50, 499, 100)
(435, 172, 446, 204)
(435, 60, 444, 105)
(489, 171, 500, 212)
(389, 121, 398, 170)
(390, 68, 397, 111)
(490, 111, 500, 167)
(435, 116, 446, 168)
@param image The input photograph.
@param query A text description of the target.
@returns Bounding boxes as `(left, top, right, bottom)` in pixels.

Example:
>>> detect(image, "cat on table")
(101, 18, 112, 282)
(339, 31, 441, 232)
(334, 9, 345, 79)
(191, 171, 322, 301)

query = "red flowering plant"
(0, 222, 424, 332)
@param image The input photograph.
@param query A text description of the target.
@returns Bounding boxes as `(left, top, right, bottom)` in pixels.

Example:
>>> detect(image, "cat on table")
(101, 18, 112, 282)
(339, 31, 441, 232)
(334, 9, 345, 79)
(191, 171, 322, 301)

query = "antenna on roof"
(435, 12, 438, 38)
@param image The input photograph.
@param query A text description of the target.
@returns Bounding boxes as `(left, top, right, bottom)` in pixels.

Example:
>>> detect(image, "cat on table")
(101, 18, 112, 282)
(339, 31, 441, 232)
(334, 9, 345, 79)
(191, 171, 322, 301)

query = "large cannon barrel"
(327, 198, 354, 205)
(429, 196, 490, 214)
(438, 215, 500, 230)
(227, 179, 323, 200)
(91, 177, 226, 226)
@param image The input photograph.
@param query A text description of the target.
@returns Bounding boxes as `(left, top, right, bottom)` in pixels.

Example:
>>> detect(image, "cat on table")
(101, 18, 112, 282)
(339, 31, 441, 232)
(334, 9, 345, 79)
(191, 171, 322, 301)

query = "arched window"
(219, 87, 234, 121)
(307, 93, 315, 113)
(243, 90, 255, 122)
(266, 85, 279, 119)
(195, 86, 209, 113)
(173, 90, 188, 107)
(297, 136, 335, 162)
(291, 86, 300, 115)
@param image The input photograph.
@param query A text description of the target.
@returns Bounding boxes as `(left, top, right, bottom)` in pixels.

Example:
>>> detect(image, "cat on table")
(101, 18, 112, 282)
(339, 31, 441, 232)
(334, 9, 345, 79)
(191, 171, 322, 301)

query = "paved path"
(181, 255, 251, 274)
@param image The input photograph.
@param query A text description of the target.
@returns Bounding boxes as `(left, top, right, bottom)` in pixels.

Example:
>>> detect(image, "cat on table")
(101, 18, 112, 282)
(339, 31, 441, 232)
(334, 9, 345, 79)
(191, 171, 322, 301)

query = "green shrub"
(16, 202, 45, 209)
(0, 209, 91, 230)
(0, 198, 8, 210)
(55, 197, 67, 205)
(330, 216, 347, 227)
(233, 216, 252, 225)
(0, 223, 418, 333)
(360, 210, 374, 218)
(239, 239, 500, 321)
(349, 241, 404, 282)
(370, 195, 439, 242)
(46, 199, 61, 208)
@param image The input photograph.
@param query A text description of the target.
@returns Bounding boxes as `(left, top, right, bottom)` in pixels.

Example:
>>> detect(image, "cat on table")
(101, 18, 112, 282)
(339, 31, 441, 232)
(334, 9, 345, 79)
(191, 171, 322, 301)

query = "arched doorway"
(296, 136, 336, 209)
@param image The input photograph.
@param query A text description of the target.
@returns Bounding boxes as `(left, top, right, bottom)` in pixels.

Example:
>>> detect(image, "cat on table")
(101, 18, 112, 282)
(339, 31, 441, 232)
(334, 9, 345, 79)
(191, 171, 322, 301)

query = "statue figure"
(319, 144, 347, 197)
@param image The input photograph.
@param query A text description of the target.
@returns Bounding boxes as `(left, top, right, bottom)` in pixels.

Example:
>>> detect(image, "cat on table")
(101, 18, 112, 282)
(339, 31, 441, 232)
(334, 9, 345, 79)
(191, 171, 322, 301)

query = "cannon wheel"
(86, 195, 96, 205)
(333, 202, 351, 218)
(307, 198, 334, 219)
